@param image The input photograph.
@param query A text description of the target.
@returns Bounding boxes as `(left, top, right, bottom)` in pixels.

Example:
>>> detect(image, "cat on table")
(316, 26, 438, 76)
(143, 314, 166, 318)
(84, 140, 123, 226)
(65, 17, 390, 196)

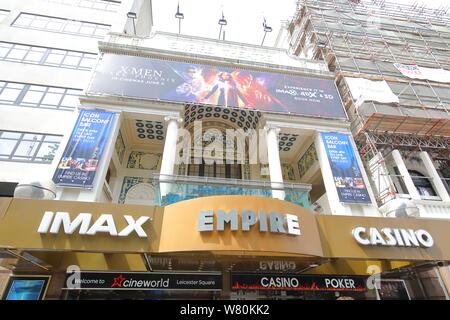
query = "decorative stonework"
(135, 120, 165, 141)
(282, 163, 296, 181)
(297, 142, 318, 179)
(127, 151, 162, 170)
(259, 163, 295, 181)
(118, 176, 158, 204)
(114, 130, 125, 164)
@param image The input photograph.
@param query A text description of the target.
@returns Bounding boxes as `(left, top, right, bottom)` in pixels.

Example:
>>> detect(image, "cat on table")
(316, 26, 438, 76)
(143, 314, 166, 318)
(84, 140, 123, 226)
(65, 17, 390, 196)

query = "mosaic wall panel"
(114, 130, 125, 164)
(118, 176, 158, 204)
(297, 142, 318, 179)
(259, 163, 295, 181)
(282, 163, 296, 181)
(127, 151, 162, 170)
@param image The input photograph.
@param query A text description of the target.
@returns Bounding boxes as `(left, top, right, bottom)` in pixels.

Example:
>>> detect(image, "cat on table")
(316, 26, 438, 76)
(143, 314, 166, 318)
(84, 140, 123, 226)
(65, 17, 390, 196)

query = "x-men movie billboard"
(88, 53, 347, 119)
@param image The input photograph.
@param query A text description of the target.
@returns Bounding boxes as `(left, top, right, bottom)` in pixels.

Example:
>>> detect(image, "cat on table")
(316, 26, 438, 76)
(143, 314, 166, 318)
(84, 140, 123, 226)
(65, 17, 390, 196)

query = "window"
(0, 131, 62, 163)
(0, 42, 97, 70)
(0, 81, 81, 110)
(409, 170, 437, 197)
(47, 0, 120, 12)
(0, 9, 9, 22)
(188, 159, 242, 179)
(12, 13, 110, 38)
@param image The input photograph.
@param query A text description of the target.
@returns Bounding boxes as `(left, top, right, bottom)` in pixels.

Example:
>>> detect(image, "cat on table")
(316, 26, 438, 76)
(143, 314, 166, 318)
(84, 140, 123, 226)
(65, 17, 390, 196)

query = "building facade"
(287, 0, 450, 298)
(0, 0, 449, 300)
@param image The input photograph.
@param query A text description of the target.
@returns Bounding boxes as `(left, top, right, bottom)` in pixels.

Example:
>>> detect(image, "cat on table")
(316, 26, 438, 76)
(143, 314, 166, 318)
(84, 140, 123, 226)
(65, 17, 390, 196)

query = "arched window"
(408, 170, 437, 197)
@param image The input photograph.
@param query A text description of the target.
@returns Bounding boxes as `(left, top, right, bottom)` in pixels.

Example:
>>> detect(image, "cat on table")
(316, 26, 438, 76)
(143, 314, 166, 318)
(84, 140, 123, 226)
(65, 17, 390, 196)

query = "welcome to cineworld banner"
(88, 53, 347, 119)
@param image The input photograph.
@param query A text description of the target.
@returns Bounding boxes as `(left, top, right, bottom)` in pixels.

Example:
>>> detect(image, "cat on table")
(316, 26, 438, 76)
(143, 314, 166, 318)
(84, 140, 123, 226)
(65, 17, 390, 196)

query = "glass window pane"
(41, 92, 63, 106)
(47, 87, 66, 94)
(46, 20, 63, 31)
(94, 26, 109, 37)
(14, 15, 33, 27)
(14, 140, 39, 157)
(79, 56, 96, 69)
(22, 90, 45, 106)
(44, 135, 61, 142)
(35, 142, 59, 160)
(0, 139, 17, 155)
(62, 54, 81, 66)
(45, 52, 65, 65)
(93, 3, 107, 10)
(79, 0, 93, 8)
(23, 133, 43, 140)
(0, 132, 21, 139)
(6, 83, 26, 89)
(60, 94, 79, 108)
(80, 24, 95, 35)
(64, 22, 81, 33)
(30, 17, 49, 29)
(0, 87, 22, 103)
(7, 48, 28, 60)
(24, 50, 45, 62)
(0, 45, 11, 58)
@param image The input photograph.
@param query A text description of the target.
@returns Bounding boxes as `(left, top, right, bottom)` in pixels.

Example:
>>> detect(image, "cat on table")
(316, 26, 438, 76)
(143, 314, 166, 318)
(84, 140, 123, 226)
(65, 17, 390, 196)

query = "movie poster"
(52, 110, 115, 188)
(88, 53, 347, 119)
(320, 132, 371, 203)
(2, 277, 49, 300)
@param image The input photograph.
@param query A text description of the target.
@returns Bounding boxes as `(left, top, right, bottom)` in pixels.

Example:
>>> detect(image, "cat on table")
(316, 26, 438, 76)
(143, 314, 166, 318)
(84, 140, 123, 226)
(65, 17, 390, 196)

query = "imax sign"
(37, 211, 151, 238)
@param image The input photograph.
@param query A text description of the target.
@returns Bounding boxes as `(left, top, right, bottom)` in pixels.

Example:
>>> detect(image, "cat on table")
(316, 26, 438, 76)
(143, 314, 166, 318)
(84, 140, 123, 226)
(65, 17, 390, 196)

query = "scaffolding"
(290, 0, 450, 205)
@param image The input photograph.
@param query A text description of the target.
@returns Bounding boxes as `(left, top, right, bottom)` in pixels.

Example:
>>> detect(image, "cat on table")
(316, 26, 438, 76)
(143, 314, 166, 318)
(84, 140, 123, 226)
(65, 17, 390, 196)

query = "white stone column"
(419, 151, 450, 201)
(265, 125, 285, 200)
(159, 116, 182, 201)
(391, 149, 421, 200)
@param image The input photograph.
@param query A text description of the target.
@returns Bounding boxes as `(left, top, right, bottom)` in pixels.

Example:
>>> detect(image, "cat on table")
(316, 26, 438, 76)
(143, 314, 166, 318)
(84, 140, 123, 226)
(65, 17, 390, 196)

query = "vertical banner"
(320, 133, 371, 203)
(52, 110, 115, 188)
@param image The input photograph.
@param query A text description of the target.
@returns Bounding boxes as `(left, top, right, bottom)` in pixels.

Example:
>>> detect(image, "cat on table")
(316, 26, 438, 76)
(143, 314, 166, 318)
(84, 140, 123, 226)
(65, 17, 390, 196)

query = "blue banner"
(52, 110, 115, 188)
(320, 132, 371, 204)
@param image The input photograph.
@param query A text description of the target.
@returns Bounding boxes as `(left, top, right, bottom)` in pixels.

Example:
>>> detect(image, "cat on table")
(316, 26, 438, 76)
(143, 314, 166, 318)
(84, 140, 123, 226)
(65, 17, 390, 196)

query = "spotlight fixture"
(261, 17, 273, 46)
(175, 2, 184, 34)
(126, 12, 137, 35)
(218, 11, 227, 40)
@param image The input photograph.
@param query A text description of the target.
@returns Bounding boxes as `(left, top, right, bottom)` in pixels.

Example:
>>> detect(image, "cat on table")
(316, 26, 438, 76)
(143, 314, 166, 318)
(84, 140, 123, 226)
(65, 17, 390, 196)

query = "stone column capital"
(164, 116, 183, 123)
(264, 124, 281, 134)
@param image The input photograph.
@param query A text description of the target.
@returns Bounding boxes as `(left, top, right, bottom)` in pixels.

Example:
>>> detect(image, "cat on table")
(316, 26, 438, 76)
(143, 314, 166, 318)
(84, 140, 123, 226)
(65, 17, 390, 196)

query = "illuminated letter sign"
(352, 227, 433, 248)
(38, 212, 150, 238)
(198, 209, 301, 236)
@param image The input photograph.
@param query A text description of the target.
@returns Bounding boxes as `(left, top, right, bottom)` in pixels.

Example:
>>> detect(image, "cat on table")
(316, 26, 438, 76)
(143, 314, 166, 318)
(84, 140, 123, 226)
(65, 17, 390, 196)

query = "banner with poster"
(393, 63, 450, 83)
(377, 280, 410, 300)
(2, 276, 50, 300)
(345, 77, 399, 104)
(52, 110, 115, 188)
(320, 132, 371, 204)
(87, 53, 347, 119)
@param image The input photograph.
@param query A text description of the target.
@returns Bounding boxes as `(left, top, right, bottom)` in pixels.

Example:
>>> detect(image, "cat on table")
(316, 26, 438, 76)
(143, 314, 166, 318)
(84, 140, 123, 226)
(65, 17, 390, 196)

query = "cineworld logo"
(352, 227, 434, 248)
(198, 209, 301, 235)
(111, 274, 169, 289)
(37, 211, 151, 238)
